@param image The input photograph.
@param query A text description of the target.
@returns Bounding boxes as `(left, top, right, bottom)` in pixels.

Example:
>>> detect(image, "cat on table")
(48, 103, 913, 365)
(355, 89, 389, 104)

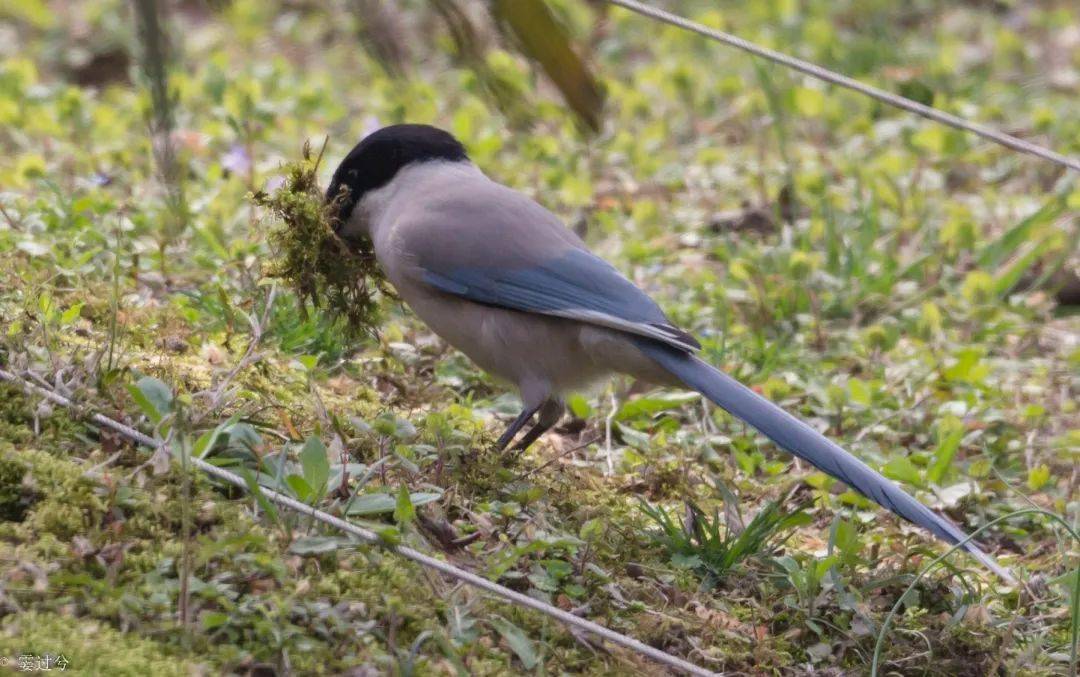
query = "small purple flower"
(222, 144, 251, 175)
(265, 175, 286, 192)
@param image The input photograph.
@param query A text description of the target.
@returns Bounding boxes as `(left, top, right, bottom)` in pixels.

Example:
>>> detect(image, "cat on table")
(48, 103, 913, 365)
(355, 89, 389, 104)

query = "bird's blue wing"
(420, 248, 700, 351)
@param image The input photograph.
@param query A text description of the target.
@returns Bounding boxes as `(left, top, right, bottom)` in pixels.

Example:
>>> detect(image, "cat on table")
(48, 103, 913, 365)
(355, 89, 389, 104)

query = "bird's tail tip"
(636, 338, 1019, 585)
(964, 543, 1016, 585)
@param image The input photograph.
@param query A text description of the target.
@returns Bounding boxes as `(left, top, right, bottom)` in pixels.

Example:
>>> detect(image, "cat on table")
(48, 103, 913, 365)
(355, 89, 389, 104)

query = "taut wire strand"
(607, 0, 1080, 173)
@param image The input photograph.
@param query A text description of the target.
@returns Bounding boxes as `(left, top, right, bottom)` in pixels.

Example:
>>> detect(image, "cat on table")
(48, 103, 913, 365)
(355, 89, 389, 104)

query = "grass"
(0, 0, 1078, 673)
(640, 493, 812, 587)
(870, 508, 1080, 677)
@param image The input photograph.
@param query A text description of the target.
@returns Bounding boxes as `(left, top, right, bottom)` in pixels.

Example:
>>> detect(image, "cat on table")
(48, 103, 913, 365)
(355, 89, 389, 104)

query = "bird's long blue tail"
(638, 340, 1013, 582)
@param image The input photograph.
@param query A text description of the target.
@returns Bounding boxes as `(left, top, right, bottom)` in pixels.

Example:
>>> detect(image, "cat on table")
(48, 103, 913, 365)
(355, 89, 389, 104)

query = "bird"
(325, 123, 1012, 581)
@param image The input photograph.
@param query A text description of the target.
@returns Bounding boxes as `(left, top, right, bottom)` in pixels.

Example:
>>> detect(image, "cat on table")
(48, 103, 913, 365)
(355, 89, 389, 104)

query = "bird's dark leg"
(494, 401, 544, 451)
(511, 399, 565, 452)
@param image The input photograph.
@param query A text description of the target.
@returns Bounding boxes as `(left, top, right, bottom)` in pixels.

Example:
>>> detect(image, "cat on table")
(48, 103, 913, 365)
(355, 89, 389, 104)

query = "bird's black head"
(325, 123, 468, 233)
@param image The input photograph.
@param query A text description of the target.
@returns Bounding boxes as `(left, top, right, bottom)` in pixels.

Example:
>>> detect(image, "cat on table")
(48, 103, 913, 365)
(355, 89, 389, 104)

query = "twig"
(604, 389, 618, 476)
(515, 435, 602, 481)
(0, 201, 22, 231)
(82, 451, 123, 478)
(132, 0, 189, 251)
(194, 284, 276, 423)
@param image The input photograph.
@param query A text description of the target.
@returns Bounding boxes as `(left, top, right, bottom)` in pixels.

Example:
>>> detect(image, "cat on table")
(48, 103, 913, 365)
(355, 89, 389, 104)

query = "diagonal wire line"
(0, 368, 716, 677)
(608, 0, 1080, 173)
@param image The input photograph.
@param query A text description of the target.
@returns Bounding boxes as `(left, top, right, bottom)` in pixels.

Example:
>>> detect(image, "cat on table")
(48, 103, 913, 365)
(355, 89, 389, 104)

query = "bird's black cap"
(326, 124, 468, 229)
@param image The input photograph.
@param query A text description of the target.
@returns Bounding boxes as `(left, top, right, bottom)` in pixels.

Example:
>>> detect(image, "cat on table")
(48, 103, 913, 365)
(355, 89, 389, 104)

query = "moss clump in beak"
(253, 140, 386, 341)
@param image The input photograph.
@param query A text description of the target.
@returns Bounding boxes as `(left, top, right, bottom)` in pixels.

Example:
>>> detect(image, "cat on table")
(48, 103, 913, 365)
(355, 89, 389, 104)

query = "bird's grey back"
(382, 165, 587, 270)
(368, 161, 698, 354)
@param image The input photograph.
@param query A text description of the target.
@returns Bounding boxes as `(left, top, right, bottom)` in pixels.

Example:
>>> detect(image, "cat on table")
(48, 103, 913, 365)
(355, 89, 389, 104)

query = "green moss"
(0, 385, 83, 452)
(0, 456, 32, 522)
(0, 612, 200, 676)
(253, 141, 386, 342)
(0, 384, 39, 446)
(0, 444, 105, 540)
(0, 440, 475, 673)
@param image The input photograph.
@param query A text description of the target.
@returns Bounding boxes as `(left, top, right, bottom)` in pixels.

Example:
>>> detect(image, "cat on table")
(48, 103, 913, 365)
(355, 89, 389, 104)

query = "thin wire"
(0, 368, 716, 677)
(607, 0, 1080, 173)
